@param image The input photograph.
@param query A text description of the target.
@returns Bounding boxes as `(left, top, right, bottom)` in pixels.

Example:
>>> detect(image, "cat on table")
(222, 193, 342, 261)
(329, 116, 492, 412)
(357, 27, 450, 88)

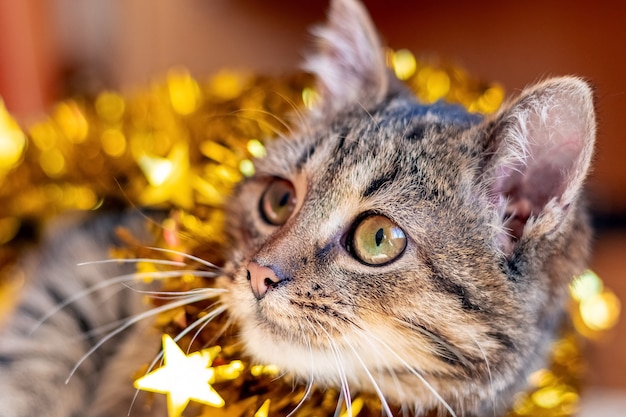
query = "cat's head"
(219, 0, 595, 414)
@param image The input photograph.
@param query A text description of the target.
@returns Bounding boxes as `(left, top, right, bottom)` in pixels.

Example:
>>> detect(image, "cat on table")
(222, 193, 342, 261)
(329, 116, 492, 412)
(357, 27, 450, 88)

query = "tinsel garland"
(0, 49, 620, 417)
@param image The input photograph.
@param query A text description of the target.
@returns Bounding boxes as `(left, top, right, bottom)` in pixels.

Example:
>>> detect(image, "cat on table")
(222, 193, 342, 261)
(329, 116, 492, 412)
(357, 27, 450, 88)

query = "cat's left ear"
(483, 77, 596, 254)
(304, 0, 389, 114)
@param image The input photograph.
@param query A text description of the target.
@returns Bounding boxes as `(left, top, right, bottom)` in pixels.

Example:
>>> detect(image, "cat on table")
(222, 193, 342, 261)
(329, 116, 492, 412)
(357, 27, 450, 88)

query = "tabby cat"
(0, 0, 596, 416)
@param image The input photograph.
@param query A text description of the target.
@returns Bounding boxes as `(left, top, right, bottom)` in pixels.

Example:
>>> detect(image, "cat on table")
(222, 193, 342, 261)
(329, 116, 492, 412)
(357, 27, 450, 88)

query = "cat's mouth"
(221, 262, 349, 344)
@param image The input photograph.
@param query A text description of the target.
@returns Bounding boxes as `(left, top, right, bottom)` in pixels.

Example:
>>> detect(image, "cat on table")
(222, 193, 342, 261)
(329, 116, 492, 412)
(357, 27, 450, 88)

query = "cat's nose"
(247, 261, 282, 300)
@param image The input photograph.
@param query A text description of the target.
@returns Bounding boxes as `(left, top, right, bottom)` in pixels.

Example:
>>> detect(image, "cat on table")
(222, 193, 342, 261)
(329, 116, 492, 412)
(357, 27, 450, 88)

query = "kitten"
(0, 0, 596, 416)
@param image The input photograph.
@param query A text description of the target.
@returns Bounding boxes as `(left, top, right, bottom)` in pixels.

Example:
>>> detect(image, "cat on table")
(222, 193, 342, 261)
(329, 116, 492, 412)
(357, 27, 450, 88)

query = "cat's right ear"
(482, 77, 596, 255)
(303, 0, 389, 114)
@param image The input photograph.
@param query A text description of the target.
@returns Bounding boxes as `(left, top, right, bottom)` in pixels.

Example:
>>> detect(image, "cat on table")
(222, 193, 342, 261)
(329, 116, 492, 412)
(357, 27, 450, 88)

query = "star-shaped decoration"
(134, 334, 225, 417)
(137, 142, 194, 209)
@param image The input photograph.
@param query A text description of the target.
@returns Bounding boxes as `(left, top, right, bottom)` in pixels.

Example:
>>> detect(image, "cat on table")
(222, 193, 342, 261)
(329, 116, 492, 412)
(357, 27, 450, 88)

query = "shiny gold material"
(0, 101, 27, 174)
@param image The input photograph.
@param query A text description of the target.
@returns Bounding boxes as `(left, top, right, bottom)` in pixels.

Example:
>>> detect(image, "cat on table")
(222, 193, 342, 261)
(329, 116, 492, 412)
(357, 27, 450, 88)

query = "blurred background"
(0, 0, 624, 413)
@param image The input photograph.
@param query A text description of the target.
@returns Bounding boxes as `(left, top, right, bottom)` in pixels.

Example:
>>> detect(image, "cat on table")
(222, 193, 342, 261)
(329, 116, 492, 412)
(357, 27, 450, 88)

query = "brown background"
(0, 0, 624, 398)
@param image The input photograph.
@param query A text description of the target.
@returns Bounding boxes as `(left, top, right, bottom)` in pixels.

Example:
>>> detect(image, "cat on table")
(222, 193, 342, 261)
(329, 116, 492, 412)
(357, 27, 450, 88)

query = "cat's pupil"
(375, 228, 384, 246)
(279, 192, 290, 207)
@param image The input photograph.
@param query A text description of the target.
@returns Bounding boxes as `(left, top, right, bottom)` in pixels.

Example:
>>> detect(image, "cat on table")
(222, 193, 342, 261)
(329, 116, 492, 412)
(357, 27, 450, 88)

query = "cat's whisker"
(30, 269, 216, 335)
(286, 375, 314, 417)
(63, 292, 223, 344)
(178, 305, 228, 352)
(67, 292, 217, 343)
(286, 321, 316, 417)
(266, 89, 311, 136)
(119, 284, 226, 300)
(393, 317, 473, 370)
(356, 329, 409, 414)
(76, 258, 187, 267)
(315, 323, 353, 417)
(228, 108, 294, 138)
(469, 333, 497, 417)
(367, 332, 458, 417)
(70, 316, 130, 341)
(66, 291, 221, 384)
(183, 304, 228, 350)
(144, 247, 222, 270)
(342, 335, 394, 417)
(333, 389, 346, 417)
(355, 100, 381, 134)
(302, 316, 320, 372)
(135, 270, 220, 279)
(127, 390, 142, 417)
(204, 312, 238, 350)
(29, 277, 130, 335)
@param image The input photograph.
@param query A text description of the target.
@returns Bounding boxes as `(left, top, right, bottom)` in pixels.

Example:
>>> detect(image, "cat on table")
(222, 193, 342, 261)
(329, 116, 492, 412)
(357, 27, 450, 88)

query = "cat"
(0, 0, 596, 416)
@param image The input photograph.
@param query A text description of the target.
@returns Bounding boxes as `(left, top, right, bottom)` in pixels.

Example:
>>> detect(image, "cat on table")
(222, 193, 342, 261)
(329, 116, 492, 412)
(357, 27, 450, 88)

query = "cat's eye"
(260, 178, 297, 225)
(350, 215, 407, 265)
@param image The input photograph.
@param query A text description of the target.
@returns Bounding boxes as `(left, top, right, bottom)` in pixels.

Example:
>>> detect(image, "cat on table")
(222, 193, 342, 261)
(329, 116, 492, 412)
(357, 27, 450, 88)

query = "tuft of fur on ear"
(303, 0, 389, 114)
(484, 77, 596, 254)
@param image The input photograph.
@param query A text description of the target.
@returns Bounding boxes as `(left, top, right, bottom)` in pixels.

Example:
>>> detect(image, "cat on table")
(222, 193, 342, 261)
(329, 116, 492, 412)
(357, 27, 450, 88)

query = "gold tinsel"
(0, 49, 620, 417)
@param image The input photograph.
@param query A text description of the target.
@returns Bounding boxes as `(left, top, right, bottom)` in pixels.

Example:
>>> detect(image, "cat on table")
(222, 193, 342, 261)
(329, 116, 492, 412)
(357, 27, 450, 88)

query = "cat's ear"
(304, 0, 388, 113)
(483, 77, 596, 255)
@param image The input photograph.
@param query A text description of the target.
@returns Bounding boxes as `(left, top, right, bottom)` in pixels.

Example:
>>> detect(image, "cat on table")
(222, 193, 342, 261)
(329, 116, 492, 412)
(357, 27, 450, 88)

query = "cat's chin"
(234, 313, 502, 414)
(237, 321, 444, 408)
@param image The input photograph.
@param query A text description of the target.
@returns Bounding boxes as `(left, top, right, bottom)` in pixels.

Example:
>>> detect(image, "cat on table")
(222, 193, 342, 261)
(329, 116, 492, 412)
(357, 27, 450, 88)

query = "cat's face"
(222, 102, 508, 408)
(217, 0, 595, 414)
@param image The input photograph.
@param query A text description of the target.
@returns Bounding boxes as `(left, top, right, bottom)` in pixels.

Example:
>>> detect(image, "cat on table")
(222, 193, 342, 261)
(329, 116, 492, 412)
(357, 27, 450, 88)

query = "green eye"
(351, 215, 407, 265)
(260, 179, 297, 225)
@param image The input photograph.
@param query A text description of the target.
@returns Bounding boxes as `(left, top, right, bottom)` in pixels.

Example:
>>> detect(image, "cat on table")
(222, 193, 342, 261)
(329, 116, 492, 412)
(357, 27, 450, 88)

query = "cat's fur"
(0, 0, 596, 416)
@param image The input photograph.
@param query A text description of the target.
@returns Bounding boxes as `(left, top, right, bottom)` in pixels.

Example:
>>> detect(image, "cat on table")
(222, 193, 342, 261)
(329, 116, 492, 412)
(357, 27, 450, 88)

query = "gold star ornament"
(134, 334, 242, 417)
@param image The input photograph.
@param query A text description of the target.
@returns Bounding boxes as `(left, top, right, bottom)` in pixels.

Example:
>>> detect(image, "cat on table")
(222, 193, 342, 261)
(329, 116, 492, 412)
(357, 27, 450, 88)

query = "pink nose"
(247, 261, 281, 300)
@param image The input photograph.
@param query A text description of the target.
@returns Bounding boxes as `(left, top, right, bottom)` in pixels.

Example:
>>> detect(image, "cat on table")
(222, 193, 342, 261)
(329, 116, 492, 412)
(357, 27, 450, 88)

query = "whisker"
(181, 304, 228, 351)
(76, 258, 187, 267)
(119, 284, 225, 299)
(203, 313, 237, 348)
(228, 108, 293, 137)
(333, 389, 346, 417)
(267, 89, 311, 138)
(393, 317, 473, 369)
(29, 275, 143, 335)
(287, 321, 316, 417)
(356, 100, 381, 134)
(358, 331, 408, 415)
(469, 333, 497, 417)
(66, 291, 220, 384)
(315, 323, 352, 417)
(342, 336, 393, 417)
(367, 332, 458, 417)
(71, 316, 129, 341)
(69, 296, 223, 342)
(30, 269, 220, 335)
(286, 377, 314, 417)
(145, 247, 221, 270)
(128, 345, 169, 417)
